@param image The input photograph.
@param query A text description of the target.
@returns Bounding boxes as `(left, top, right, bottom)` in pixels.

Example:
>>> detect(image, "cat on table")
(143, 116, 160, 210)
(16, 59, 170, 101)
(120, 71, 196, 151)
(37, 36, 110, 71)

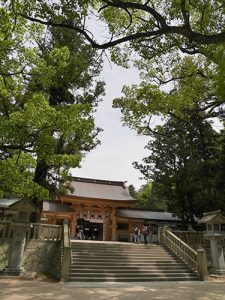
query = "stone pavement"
(0, 279, 225, 300)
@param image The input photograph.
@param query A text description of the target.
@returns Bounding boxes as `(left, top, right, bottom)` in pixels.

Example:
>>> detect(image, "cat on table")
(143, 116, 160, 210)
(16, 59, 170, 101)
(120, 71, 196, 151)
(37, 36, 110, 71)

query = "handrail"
(173, 230, 206, 248)
(61, 220, 71, 282)
(160, 226, 208, 280)
(165, 229, 198, 256)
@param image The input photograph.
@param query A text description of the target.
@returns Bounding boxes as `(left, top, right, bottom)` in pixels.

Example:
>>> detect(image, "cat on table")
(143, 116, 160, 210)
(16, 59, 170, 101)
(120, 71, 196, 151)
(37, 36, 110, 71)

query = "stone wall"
(22, 240, 61, 279)
(0, 240, 10, 271)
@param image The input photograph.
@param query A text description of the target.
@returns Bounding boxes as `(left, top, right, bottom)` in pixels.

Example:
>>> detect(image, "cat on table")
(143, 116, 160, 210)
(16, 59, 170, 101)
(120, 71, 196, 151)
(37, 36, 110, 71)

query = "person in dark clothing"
(134, 226, 139, 243)
(143, 225, 149, 245)
(94, 227, 99, 240)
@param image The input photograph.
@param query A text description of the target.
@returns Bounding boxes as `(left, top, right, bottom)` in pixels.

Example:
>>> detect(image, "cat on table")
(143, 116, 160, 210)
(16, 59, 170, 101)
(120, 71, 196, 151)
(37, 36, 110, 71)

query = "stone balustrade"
(160, 227, 208, 280)
(30, 223, 62, 241)
(0, 222, 63, 278)
(173, 231, 209, 248)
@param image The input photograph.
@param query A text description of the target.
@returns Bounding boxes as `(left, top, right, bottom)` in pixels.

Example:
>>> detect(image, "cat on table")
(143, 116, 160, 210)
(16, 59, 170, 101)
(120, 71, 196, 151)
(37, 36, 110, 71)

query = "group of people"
(134, 225, 150, 245)
(76, 226, 99, 240)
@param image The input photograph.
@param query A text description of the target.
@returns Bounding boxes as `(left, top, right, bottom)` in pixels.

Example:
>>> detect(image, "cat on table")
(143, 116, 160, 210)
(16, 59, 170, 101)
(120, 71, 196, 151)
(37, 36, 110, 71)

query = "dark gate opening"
(76, 219, 103, 240)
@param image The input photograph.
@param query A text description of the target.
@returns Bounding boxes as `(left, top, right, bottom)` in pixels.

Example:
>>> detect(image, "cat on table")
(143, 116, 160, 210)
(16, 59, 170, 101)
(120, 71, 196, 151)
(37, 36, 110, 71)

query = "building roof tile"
(43, 201, 74, 212)
(66, 177, 135, 201)
(0, 198, 21, 208)
(117, 209, 180, 221)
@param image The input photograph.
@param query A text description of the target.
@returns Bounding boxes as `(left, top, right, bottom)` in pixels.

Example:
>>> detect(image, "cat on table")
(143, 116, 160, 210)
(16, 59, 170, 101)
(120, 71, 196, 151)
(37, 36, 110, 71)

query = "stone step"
(71, 244, 160, 249)
(71, 245, 169, 249)
(71, 249, 171, 254)
(72, 256, 181, 263)
(71, 262, 183, 268)
(70, 262, 187, 268)
(68, 275, 198, 282)
(69, 269, 193, 274)
(69, 270, 195, 276)
(70, 243, 160, 248)
(68, 242, 198, 282)
(71, 254, 177, 259)
(69, 265, 189, 270)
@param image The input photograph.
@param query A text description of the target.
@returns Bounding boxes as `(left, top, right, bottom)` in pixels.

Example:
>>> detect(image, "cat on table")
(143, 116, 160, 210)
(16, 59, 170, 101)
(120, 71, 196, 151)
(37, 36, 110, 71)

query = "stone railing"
(0, 221, 11, 239)
(0, 222, 62, 241)
(30, 223, 62, 241)
(173, 231, 208, 248)
(159, 227, 208, 280)
(60, 220, 71, 282)
(0, 222, 62, 278)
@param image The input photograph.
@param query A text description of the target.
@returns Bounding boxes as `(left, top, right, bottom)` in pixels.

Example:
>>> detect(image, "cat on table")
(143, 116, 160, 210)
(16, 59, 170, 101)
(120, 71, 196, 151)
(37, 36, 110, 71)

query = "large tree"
(135, 182, 168, 210)
(14, 1, 225, 109)
(0, 6, 104, 200)
(134, 114, 224, 225)
(17, 1, 225, 51)
(2, 1, 225, 209)
(114, 56, 225, 222)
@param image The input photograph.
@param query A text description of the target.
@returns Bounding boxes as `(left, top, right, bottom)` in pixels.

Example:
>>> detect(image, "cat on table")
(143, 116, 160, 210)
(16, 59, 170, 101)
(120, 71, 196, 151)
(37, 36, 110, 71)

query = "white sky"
(71, 16, 224, 189)
(72, 60, 149, 189)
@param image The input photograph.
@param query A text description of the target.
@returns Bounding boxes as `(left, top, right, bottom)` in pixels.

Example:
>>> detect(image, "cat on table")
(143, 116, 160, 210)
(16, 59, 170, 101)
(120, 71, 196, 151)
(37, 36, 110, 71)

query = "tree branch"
(20, 13, 164, 49)
(101, 0, 168, 28)
(19, 3, 225, 52)
(181, 0, 190, 28)
(0, 66, 26, 77)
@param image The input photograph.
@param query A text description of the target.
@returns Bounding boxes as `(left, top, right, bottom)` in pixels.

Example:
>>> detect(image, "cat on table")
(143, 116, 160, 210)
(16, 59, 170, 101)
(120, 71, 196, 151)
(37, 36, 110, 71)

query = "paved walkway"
(1, 279, 225, 300)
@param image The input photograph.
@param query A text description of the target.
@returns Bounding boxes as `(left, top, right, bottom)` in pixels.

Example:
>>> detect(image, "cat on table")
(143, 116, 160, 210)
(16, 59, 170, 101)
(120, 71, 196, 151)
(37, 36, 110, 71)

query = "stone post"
(4, 223, 30, 276)
(111, 208, 117, 241)
(210, 239, 225, 274)
(197, 248, 208, 281)
(161, 226, 169, 245)
(157, 227, 162, 244)
(61, 220, 71, 282)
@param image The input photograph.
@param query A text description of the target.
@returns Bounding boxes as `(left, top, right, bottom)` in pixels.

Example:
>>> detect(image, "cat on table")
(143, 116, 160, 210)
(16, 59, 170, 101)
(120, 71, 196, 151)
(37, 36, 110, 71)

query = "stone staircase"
(68, 241, 199, 282)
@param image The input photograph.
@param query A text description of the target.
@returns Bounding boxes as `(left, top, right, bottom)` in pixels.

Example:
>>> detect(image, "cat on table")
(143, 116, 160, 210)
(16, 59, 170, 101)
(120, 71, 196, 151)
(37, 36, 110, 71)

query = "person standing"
(94, 227, 99, 240)
(134, 226, 139, 243)
(138, 226, 141, 244)
(143, 225, 149, 245)
(77, 228, 84, 240)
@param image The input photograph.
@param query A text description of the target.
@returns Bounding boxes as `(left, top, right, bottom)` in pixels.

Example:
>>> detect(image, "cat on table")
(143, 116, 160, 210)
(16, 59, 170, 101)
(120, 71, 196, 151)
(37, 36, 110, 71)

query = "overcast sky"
(72, 60, 149, 189)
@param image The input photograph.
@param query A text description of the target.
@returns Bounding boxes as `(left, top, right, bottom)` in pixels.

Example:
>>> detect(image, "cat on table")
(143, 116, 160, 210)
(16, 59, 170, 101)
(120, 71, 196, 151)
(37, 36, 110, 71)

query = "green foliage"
(0, 6, 104, 200)
(128, 184, 137, 199)
(135, 182, 168, 210)
(114, 57, 223, 134)
(2, 0, 225, 211)
(0, 154, 48, 200)
(134, 115, 225, 224)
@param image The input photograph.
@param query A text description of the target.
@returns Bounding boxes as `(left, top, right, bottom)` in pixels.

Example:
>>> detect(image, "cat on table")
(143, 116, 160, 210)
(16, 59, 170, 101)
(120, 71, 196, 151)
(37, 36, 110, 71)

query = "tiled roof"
(0, 198, 21, 208)
(43, 200, 74, 212)
(66, 177, 135, 201)
(117, 209, 180, 221)
(198, 210, 225, 224)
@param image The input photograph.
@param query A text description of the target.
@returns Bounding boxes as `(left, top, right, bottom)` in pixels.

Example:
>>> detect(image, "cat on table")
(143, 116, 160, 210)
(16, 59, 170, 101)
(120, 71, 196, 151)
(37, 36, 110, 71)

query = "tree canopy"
(134, 114, 225, 223)
(1, 0, 225, 215)
(0, 4, 104, 200)
(134, 183, 168, 210)
(16, 1, 225, 51)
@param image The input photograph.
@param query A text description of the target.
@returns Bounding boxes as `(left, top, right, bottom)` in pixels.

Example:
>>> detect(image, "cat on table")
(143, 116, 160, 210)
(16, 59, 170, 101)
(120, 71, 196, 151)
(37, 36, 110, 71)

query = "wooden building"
(41, 177, 135, 241)
(41, 177, 181, 241)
